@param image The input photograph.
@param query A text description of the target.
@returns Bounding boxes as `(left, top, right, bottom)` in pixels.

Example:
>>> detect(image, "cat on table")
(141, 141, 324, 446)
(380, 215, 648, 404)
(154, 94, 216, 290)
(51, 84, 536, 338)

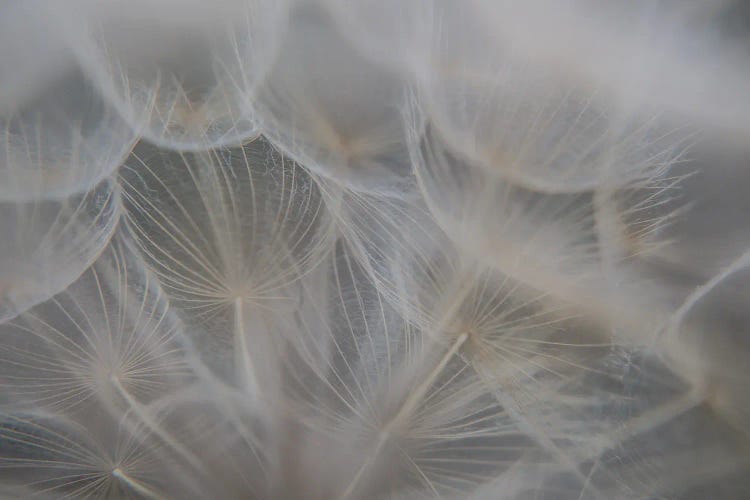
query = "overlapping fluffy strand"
(1, 0, 749, 499)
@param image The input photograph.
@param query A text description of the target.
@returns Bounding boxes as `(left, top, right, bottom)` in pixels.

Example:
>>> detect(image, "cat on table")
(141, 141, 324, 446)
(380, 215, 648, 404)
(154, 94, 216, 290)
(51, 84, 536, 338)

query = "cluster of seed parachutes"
(0, 1, 749, 499)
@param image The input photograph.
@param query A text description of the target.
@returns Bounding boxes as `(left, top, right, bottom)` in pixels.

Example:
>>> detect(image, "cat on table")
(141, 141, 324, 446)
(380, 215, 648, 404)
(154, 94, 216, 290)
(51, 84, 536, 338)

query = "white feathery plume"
(124, 385, 274, 498)
(120, 136, 334, 399)
(405, 98, 694, 342)
(63, 0, 287, 152)
(644, 137, 750, 280)
(0, 237, 193, 416)
(0, 3, 137, 201)
(304, 197, 602, 495)
(0, 178, 120, 322)
(320, 1, 750, 139)
(316, 151, 750, 498)
(0, 1, 749, 499)
(251, 4, 417, 195)
(464, 0, 750, 138)
(278, 244, 554, 499)
(418, 55, 683, 195)
(0, 236, 217, 483)
(0, 410, 205, 499)
(333, 200, 616, 493)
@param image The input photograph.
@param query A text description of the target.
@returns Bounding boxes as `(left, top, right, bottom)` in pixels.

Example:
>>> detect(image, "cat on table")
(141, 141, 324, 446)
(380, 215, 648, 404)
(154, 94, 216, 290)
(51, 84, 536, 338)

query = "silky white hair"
(0, 1, 749, 498)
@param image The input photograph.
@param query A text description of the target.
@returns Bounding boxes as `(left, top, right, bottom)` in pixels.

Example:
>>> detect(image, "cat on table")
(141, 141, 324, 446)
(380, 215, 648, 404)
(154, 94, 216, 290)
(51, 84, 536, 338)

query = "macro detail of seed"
(1, 1, 749, 499)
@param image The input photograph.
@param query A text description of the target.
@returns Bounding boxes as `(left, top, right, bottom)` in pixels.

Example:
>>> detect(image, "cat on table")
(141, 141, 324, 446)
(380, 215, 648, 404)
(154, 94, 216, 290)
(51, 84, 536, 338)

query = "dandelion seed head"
(1, 1, 749, 498)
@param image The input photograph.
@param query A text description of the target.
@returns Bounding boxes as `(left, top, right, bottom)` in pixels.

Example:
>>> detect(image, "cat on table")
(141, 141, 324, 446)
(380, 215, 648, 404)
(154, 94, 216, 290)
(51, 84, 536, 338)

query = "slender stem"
(388, 333, 469, 433)
(339, 333, 469, 500)
(338, 429, 389, 500)
(234, 297, 260, 393)
(663, 248, 750, 347)
(112, 467, 164, 500)
(111, 375, 204, 472)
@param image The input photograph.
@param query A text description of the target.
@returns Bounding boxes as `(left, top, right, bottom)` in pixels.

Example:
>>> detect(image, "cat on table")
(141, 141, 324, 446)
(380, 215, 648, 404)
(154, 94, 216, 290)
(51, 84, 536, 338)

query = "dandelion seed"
(0, 52, 137, 200)
(252, 5, 416, 195)
(67, 0, 286, 151)
(0, 179, 120, 322)
(1, 1, 749, 498)
(121, 136, 333, 396)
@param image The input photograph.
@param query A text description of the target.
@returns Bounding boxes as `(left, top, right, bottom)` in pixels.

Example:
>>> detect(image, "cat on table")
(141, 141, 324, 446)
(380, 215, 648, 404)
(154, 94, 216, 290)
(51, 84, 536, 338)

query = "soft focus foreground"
(1, 1, 750, 498)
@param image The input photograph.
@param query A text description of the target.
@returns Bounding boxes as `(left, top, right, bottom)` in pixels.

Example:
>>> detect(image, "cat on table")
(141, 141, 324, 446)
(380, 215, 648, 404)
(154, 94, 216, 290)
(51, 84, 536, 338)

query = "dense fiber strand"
(0, 1, 749, 499)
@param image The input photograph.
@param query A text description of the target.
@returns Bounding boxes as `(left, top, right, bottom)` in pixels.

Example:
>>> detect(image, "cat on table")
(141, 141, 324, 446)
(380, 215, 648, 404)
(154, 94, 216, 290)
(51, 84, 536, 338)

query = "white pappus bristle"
(0, 0, 749, 499)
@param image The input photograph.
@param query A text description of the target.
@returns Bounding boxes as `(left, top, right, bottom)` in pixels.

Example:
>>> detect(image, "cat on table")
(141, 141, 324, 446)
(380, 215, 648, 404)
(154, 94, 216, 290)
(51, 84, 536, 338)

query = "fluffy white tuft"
(1, 1, 749, 499)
